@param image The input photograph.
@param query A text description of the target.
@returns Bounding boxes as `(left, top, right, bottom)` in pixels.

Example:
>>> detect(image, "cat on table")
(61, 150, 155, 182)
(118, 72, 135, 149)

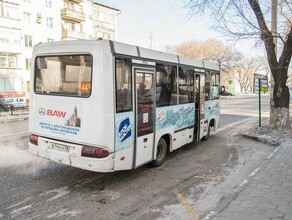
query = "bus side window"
(211, 72, 220, 99)
(206, 71, 220, 100)
(205, 71, 211, 101)
(178, 66, 194, 104)
(115, 58, 132, 112)
(156, 63, 177, 107)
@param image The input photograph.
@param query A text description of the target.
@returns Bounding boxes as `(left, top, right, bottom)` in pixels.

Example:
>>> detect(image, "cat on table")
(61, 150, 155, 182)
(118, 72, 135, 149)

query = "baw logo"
(47, 109, 67, 118)
(39, 108, 67, 118)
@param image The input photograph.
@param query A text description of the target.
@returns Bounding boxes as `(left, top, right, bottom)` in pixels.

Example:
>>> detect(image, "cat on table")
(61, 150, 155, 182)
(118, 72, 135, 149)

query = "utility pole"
(270, 0, 277, 124)
(149, 32, 155, 49)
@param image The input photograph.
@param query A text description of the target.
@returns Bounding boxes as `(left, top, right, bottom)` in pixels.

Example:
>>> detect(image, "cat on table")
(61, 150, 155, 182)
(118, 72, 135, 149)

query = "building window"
(0, 57, 6, 68)
(99, 11, 107, 22)
(36, 13, 42, 23)
(46, 17, 53, 28)
(64, 21, 80, 32)
(64, 1, 75, 10)
(92, 9, 115, 24)
(92, 9, 99, 19)
(0, 55, 19, 69)
(0, 78, 22, 92)
(0, 4, 18, 19)
(23, 12, 31, 24)
(46, 0, 52, 8)
(24, 35, 32, 47)
(25, 58, 31, 70)
(107, 14, 114, 23)
(8, 57, 17, 68)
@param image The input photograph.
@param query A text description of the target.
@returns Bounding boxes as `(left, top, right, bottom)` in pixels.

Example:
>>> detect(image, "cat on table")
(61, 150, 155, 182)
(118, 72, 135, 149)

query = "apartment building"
(0, 0, 120, 107)
(0, 0, 22, 95)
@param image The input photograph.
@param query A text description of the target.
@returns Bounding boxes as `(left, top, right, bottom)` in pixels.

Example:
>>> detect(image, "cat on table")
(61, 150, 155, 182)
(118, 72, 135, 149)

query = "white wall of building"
(0, 0, 119, 94)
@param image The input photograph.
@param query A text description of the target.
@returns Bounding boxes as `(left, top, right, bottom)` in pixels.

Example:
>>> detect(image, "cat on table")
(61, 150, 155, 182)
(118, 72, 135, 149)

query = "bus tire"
(150, 138, 167, 167)
(202, 123, 211, 141)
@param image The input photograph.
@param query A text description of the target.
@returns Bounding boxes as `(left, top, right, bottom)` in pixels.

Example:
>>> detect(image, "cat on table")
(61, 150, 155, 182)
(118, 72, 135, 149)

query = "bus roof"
(110, 40, 220, 71)
(33, 40, 220, 72)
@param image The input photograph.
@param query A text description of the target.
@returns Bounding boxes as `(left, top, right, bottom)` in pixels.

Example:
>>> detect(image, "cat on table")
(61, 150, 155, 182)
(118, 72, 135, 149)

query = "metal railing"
(0, 98, 9, 111)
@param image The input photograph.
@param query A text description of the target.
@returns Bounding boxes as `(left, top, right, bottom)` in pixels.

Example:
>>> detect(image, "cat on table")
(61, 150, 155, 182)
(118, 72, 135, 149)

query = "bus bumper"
(29, 138, 114, 172)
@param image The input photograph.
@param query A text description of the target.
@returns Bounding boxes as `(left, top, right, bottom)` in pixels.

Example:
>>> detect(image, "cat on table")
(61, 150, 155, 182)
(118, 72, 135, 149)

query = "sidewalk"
(210, 127, 292, 220)
(0, 109, 29, 123)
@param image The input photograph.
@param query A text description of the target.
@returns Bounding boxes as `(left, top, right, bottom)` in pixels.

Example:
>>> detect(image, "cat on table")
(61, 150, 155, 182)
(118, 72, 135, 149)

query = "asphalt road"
(0, 94, 275, 219)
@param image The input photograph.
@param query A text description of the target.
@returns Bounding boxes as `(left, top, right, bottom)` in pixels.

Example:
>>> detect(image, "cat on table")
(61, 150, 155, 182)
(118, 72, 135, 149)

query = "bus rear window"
(35, 55, 92, 97)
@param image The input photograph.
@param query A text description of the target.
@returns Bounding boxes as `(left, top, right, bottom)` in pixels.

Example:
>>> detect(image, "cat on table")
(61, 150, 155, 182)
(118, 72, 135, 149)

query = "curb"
(240, 133, 280, 146)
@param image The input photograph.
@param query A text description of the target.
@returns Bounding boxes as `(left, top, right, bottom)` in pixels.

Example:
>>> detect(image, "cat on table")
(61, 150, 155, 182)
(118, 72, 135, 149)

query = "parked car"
(221, 91, 234, 96)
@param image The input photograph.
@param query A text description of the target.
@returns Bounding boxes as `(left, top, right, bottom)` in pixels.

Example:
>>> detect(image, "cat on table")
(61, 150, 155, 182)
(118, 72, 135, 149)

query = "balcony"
(0, 31, 21, 54)
(62, 30, 86, 40)
(61, 8, 85, 22)
(0, 17, 20, 30)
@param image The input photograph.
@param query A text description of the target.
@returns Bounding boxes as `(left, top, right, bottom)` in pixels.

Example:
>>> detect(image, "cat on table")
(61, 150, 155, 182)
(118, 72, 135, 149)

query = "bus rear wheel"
(202, 123, 211, 141)
(150, 138, 167, 167)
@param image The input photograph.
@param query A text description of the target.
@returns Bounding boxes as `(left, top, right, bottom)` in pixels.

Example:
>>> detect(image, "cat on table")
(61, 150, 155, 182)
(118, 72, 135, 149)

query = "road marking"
(173, 189, 200, 220)
(0, 131, 29, 138)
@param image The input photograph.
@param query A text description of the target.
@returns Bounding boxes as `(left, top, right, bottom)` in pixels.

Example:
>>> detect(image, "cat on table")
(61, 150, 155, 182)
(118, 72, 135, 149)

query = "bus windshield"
(35, 54, 93, 97)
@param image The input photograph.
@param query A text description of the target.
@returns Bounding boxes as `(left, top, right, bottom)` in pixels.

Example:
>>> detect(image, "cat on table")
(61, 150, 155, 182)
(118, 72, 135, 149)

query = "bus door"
(134, 67, 155, 168)
(195, 73, 206, 141)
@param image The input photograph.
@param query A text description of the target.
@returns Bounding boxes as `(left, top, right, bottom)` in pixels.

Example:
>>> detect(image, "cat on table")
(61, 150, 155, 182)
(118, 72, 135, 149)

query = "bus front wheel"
(150, 138, 167, 167)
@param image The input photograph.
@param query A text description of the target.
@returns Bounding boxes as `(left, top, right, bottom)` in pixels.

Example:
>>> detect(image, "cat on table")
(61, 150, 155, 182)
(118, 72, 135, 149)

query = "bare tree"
(186, 0, 291, 129)
(228, 56, 264, 93)
(174, 38, 235, 68)
(175, 38, 239, 92)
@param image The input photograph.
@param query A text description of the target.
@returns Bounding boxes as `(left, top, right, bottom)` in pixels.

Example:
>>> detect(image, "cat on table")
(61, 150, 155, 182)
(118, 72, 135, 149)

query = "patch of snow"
(103, 190, 120, 201)
(202, 211, 217, 220)
(42, 186, 69, 202)
(241, 118, 292, 146)
(11, 205, 32, 217)
(156, 204, 193, 220)
(47, 209, 81, 219)
(6, 198, 30, 210)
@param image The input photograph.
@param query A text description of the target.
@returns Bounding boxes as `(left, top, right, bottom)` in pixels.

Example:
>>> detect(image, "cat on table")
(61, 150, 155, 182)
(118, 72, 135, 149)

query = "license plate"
(48, 142, 70, 152)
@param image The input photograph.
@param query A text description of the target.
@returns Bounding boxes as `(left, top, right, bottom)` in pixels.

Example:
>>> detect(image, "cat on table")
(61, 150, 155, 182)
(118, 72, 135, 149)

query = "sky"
(99, 0, 263, 56)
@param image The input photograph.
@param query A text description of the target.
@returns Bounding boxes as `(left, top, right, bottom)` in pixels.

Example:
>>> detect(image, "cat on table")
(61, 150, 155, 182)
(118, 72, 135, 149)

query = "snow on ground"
(241, 119, 292, 146)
